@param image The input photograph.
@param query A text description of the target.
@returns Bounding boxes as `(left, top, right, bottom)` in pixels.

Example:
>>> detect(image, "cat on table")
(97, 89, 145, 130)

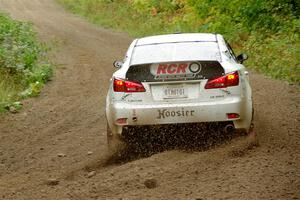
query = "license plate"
(163, 86, 187, 99)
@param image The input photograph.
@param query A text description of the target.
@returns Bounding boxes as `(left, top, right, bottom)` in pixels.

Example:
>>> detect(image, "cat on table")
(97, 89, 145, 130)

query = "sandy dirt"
(0, 0, 299, 199)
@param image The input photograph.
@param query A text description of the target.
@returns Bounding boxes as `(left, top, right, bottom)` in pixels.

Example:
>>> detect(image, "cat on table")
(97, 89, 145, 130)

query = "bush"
(0, 13, 53, 113)
(58, 0, 299, 84)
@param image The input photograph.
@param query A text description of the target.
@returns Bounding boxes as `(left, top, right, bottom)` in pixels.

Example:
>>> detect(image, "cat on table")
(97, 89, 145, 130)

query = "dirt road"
(0, 0, 299, 199)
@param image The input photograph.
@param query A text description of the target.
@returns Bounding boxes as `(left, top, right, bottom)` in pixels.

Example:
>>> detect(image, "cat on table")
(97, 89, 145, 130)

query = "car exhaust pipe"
(224, 124, 235, 134)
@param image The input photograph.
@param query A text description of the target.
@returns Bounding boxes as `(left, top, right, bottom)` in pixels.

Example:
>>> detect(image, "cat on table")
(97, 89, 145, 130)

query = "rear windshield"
(126, 61, 224, 82)
(131, 42, 221, 65)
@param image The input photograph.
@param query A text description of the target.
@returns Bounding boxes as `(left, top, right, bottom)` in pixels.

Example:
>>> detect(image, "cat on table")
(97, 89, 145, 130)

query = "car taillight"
(113, 78, 145, 92)
(205, 71, 239, 89)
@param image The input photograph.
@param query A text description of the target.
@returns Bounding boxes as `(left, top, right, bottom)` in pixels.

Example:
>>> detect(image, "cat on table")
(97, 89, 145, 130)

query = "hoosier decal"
(157, 108, 195, 119)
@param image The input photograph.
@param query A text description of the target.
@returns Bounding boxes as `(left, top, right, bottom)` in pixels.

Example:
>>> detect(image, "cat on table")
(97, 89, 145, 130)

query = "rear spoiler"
(126, 61, 224, 82)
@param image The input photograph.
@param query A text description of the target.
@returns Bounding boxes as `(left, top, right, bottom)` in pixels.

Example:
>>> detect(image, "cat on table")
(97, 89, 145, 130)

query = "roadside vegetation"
(0, 13, 52, 113)
(58, 0, 299, 84)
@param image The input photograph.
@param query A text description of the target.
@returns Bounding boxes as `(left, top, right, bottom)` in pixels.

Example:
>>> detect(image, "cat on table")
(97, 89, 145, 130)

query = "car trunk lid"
(125, 61, 225, 102)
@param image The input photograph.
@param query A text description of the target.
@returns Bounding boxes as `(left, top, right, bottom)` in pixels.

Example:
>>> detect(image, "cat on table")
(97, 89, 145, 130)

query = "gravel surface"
(0, 0, 299, 199)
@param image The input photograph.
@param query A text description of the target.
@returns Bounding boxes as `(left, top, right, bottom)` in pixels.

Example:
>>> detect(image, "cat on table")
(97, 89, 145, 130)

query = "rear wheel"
(107, 123, 125, 155)
(238, 107, 255, 135)
(248, 107, 255, 135)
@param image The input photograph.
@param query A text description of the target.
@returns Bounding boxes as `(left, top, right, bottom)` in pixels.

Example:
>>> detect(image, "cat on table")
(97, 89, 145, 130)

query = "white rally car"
(106, 33, 253, 150)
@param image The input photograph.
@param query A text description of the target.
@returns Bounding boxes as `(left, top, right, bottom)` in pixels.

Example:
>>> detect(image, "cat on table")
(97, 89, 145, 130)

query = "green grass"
(0, 70, 22, 112)
(57, 0, 300, 84)
(0, 13, 53, 113)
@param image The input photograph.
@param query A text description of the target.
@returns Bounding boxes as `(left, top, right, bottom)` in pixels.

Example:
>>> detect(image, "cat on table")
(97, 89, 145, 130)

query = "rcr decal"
(157, 108, 195, 119)
(189, 62, 202, 73)
(150, 62, 202, 80)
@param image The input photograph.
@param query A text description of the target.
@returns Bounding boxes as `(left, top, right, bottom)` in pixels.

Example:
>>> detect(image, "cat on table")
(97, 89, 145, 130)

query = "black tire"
(248, 107, 255, 134)
(107, 123, 125, 154)
(238, 107, 254, 135)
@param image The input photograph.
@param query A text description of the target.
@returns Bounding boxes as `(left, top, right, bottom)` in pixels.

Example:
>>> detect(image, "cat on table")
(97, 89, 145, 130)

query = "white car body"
(106, 33, 253, 141)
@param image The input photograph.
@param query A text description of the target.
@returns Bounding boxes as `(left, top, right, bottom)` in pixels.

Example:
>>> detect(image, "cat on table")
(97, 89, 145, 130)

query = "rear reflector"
(205, 71, 239, 89)
(116, 118, 127, 125)
(227, 113, 240, 119)
(113, 78, 145, 92)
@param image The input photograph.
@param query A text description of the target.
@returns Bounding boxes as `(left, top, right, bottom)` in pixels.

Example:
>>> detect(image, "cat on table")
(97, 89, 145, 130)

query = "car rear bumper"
(108, 97, 244, 126)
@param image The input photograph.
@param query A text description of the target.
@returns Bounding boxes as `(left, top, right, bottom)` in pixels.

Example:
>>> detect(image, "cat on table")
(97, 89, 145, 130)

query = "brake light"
(113, 78, 145, 92)
(205, 71, 239, 89)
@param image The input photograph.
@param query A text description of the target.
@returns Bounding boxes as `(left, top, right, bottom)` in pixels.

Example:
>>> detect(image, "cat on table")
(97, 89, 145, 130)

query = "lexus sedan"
(106, 33, 253, 151)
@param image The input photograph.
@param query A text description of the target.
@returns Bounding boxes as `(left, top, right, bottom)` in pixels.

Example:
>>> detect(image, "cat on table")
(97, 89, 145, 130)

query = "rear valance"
(126, 61, 224, 82)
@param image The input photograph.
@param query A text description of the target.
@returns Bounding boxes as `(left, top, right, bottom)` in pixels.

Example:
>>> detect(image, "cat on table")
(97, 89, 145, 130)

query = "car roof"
(135, 33, 217, 46)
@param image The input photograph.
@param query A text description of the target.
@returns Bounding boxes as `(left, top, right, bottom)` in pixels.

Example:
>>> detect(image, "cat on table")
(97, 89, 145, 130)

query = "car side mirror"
(236, 53, 248, 64)
(113, 60, 123, 68)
